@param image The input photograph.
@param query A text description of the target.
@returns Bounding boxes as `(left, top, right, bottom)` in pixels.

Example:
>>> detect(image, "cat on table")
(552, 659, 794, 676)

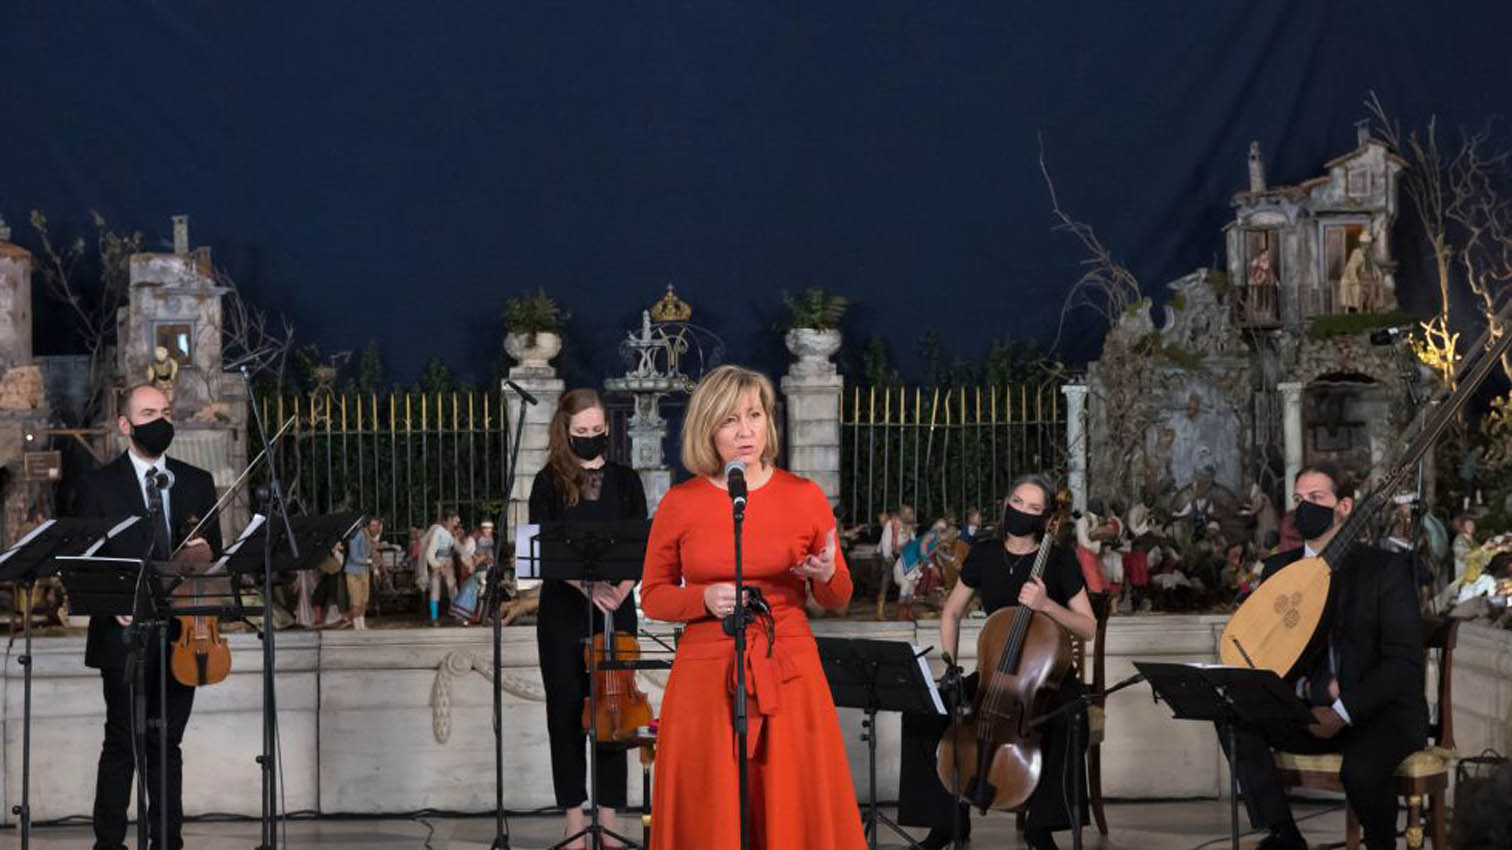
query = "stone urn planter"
(504, 331, 562, 370)
(785, 327, 842, 376)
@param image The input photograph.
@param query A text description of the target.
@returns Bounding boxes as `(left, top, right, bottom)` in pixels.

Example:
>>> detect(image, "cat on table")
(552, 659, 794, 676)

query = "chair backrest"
(1073, 592, 1112, 700)
(1423, 616, 1459, 752)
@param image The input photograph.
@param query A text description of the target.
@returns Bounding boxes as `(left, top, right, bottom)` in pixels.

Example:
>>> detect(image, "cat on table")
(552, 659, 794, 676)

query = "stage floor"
(6, 799, 1346, 848)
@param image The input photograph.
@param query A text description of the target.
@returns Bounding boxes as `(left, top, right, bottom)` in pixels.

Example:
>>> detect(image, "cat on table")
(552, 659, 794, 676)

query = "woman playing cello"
(898, 474, 1096, 850)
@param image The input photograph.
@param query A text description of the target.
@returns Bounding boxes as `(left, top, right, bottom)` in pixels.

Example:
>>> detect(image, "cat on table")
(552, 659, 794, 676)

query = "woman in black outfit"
(530, 388, 648, 848)
(899, 474, 1097, 850)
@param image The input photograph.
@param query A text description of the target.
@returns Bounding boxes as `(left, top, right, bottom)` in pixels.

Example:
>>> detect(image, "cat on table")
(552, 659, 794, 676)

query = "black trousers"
(536, 579, 638, 809)
(899, 672, 1089, 834)
(93, 655, 196, 850)
(1220, 714, 1419, 850)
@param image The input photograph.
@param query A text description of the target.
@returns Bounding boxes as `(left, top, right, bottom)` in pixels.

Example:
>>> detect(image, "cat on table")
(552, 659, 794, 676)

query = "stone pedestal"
(1278, 381, 1304, 507)
(603, 373, 688, 514)
(503, 370, 564, 532)
(1061, 384, 1089, 512)
(625, 390, 671, 512)
(782, 329, 844, 506)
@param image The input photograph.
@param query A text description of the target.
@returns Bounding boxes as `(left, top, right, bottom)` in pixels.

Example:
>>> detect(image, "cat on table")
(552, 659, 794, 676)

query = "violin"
(937, 491, 1074, 812)
(169, 513, 232, 687)
(582, 597, 653, 745)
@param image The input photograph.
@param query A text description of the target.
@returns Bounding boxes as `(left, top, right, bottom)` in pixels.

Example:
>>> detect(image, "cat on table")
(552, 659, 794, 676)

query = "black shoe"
(1255, 823, 1307, 850)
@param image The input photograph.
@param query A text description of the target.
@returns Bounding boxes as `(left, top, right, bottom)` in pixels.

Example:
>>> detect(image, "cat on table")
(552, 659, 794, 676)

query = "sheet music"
(917, 644, 947, 715)
(207, 513, 267, 574)
(0, 519, 56, 564)
(83, 516, 143, 557)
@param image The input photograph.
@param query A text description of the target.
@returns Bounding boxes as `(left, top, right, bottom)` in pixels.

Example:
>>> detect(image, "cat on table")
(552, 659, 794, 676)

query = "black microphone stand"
(1027, 671, 1146, 850)
(125, 489, 172, 850)
(10, 580, 33, 850)
(486, 380, 533, 850)
(720, 466, 751, 850)
(241, 366, 300, 850)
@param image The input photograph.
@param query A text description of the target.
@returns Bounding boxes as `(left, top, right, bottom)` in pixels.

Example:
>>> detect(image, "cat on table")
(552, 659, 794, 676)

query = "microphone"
(505, 380, 539, 406)
(724, 459, 747, 514)
(153, 468, 176, 491)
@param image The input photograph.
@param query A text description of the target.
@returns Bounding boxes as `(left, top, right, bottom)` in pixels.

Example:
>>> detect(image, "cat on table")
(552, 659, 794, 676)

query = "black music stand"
(0, 517, 134, 850)
(1027, 671, 1148, 850)
(534, 520, 651, 850)
(223, 511, 358, 850)
(58, 553, 178, 850)
(223, 513, 363, 579)
(1135, 662, 1316, 850)
(817, 637, 944, 850)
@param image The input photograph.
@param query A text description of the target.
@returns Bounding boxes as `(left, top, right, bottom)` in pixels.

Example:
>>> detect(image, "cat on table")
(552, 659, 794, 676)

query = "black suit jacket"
(1260, 545, 1427, 740)
(73, 451, 223, 670)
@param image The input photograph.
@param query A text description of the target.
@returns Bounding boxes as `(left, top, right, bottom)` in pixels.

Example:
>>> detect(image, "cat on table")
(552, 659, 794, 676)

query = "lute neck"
(1320, 304, 1512, 569)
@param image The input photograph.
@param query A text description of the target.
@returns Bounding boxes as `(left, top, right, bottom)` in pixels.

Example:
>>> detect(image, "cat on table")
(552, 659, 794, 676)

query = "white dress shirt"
(127, 449, 172, 542)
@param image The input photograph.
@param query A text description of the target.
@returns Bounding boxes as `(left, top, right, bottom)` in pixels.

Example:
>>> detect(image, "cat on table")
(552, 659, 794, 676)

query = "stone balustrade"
(4, 617, 1505, 822)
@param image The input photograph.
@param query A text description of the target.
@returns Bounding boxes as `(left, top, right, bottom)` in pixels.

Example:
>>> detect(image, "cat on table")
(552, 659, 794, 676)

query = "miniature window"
(1243, 229, 1280, 287)
(1320, 223, 1373, 315)
(1346, 168, 1371, 199)
(154, 322, 193, 365)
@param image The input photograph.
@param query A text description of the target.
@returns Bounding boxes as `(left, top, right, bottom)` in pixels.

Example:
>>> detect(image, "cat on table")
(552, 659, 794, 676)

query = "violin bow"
(170, 414, 297, 557)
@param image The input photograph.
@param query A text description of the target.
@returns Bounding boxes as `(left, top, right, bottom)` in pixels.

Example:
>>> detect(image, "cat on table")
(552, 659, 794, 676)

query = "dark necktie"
(145, 467, 170, 559)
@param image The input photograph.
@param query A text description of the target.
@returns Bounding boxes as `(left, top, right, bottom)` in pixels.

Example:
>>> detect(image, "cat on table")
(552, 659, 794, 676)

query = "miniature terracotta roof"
(1324, 138, 1407, 169)
(0, 242, 31, 259)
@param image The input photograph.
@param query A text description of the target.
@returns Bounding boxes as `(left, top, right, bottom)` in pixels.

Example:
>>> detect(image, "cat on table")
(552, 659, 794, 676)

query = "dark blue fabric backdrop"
(6, 1, 1512, 386)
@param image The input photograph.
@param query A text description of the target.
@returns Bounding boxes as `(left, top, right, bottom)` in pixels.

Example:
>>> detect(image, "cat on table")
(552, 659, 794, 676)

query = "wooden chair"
(1274, 617, 1458, 850)
(1016, 590, 1112, 835)
(1082, 591, 1113, 835)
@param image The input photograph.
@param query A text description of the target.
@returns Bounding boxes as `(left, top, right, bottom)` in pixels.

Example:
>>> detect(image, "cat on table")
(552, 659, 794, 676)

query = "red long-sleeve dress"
(641, 469, 866, 850)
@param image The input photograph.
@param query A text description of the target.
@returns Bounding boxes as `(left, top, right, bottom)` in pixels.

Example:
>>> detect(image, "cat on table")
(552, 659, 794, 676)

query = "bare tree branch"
(29, 210, 141, 422)
(215, 267, 297, 392)
(1038, 133, 1144, 352)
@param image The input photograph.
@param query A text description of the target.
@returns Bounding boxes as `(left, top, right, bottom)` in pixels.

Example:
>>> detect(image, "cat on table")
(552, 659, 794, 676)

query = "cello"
(937, 492, 1074, 812)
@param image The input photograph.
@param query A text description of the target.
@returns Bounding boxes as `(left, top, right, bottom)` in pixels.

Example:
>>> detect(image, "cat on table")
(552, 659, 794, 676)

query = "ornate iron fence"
(839, 383, 1066, 527)
(255, 392, 512, 533)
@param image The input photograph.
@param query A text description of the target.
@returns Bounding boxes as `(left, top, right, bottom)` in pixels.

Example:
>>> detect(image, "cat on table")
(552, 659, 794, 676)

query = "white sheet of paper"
(917, 644, 947, 715)
(0, 519, 56, 564)
(83, 516, 144, 557)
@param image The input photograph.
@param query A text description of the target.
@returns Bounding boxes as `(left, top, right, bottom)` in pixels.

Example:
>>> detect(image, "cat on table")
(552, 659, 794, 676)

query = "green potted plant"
(781, 288, 847, 375)
(502, 289, 568, 369)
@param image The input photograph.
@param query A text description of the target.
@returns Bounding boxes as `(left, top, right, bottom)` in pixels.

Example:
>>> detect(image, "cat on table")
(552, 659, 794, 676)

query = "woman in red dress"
(641, 365, 866, 850)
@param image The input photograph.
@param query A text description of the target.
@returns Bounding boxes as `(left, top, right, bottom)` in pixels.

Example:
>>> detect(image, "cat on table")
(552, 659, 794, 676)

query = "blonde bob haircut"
(680, 364, 780, 477)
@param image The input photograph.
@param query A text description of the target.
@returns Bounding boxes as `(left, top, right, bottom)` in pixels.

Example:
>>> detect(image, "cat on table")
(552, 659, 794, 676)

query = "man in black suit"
(1221, 462, 1426, 850)
(75, 384, 222, 850)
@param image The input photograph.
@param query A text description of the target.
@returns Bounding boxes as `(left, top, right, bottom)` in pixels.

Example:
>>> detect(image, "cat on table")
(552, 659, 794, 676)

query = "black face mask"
(131, 418, 174, 457)
(1001, 504, 1045, 538)
(569, 433, 608, 461)
(1293, 500, 1337, 541)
